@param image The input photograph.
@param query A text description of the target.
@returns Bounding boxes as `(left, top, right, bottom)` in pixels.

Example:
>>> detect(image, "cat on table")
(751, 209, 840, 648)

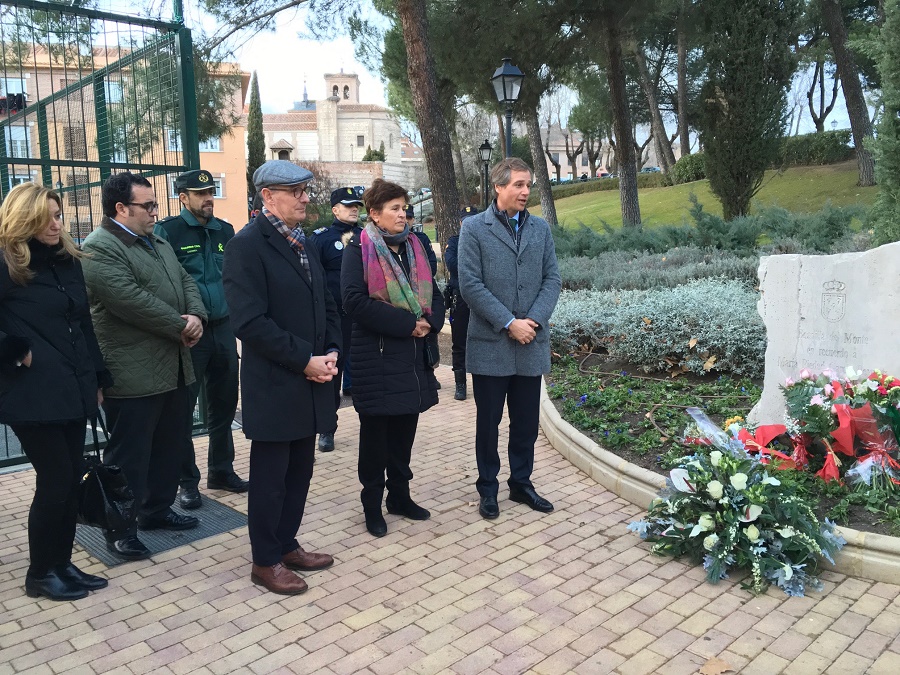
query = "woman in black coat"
(341, 178, 445, 537)
(0, 183, 111, 601)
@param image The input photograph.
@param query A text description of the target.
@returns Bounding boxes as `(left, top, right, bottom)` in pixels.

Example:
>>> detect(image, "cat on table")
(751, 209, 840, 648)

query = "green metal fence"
(0, 0, 201, 466)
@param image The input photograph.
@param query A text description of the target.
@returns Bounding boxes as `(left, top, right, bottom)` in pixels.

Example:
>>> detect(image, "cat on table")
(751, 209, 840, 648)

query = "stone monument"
(750, 242, 900, 425)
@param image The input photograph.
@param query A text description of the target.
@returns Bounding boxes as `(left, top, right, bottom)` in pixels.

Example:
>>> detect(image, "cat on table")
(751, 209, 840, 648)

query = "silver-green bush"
(550, 279, 765, 377)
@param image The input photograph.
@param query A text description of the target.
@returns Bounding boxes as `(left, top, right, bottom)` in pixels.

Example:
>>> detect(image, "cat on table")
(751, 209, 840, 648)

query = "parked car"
(640, 166, 662, 173)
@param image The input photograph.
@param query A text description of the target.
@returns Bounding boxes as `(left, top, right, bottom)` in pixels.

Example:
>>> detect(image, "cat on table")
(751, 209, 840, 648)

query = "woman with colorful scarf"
(341, 179, 445, 537)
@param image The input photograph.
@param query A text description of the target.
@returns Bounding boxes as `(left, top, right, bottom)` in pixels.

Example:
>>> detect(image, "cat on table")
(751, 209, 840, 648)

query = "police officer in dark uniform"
(308, 186, 364, 452)
(406, 205, 437, 276)
(155, 169, 249, 509)
(445, 206, 477, 400)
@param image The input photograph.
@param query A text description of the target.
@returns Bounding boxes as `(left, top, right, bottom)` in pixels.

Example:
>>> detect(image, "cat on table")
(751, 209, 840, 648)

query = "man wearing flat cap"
(222, 160, 340, 595)
(155, 170, 248, 511)
(308, 186, 364, 452)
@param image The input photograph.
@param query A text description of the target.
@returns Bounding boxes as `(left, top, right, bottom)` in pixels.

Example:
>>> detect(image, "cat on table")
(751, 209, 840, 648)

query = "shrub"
(688, 194, 763, 252)
(756, 202, 864, 252)
(550, 279, 765, 377)
(672, 153, 707, 184)
(557, 247, 760, 292)
(778, 130, 853, 167)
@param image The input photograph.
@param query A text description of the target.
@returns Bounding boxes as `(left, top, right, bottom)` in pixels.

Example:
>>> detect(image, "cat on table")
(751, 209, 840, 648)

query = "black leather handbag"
(77, 416, 135, 532)
(424, 333, 440, 369)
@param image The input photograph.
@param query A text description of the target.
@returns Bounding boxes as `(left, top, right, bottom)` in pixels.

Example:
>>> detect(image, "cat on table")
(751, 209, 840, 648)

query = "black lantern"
(479, 139, 493, 210)
(491, 58, 524, 158)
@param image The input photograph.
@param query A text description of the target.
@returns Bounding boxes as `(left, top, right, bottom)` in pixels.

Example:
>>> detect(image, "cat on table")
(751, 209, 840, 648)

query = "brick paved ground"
(2, 365, 900, 674)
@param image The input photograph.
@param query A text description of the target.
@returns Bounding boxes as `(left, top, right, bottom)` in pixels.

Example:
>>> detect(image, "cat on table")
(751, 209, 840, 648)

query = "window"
(63, 125, 87, 160)
(166, 129, 181, 152)
(199, 137, 221, 152)
(66, 172, 90, 207)
(8, 174, 30, 190)
(332, 85, 339, 97)
(277, 149, 290, 160)
(551, 153, 560, 163)
(1, 77, 27, 95)
(581, 155, 588, 166)
(4, 126, 30, 158)
(343, 85, 349, 100)
(104, 80, 123, 104)
(212, 177, 223, 197)
(389, 134, 394, 149)
(357, 135, 365, 147)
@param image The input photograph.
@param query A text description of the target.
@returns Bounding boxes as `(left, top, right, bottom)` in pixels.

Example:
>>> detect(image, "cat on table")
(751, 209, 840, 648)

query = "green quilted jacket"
(81, 218, 207, 398)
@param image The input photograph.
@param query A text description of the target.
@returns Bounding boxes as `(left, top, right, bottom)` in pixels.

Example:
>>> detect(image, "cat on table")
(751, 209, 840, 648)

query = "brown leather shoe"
(250, 563, 308, 595)
(281, 546, 334, 572)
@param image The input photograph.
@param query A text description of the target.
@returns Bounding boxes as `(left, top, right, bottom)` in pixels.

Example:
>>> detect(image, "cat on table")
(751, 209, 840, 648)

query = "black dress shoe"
(25, 569, 89, 601)
(207, 472, 249, 493)
(56, 562, 108, 591)
(106, 535, 152, 561)
(179, 486, 202, 509)
(137, 511, 199, 531)
(386, 497, 430, 520)
(479, 495, 500, 519)
(317, 433, 335, 453)
(509, 485, 554, 513)
(364, 509, 387, 537)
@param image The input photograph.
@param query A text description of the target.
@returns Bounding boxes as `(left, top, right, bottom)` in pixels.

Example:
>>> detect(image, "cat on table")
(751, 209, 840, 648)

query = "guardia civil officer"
(155, 169, 248, 510)
(308, 187, 364, 452)
(444, 206, 478, 400)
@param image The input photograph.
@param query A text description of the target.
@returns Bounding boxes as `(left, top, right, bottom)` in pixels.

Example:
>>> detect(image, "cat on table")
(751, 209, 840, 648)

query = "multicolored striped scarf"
(361, 222, 433, 317)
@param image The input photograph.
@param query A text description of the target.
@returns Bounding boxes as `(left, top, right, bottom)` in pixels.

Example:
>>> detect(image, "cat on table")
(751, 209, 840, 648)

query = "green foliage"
(688, 194, 763, 252)
(762, 202, 864, 252)
(871, 0, 900, 245)
(510, 136, 534, 169)
(362, 144, 386, 162)
(556, 247, 760, 292)
(672, 153, 707, 184)
(779, 130, 853, 167)
(550, 279, 766, 377)
(697, 0, 803, 219)
(246, 71, 265, 200)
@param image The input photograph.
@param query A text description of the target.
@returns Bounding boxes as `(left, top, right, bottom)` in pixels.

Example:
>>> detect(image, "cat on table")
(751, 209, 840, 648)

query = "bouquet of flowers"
(629, 408, 845, 596)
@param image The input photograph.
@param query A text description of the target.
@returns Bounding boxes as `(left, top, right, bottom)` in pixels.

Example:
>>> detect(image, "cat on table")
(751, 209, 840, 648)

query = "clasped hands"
(508, 318, 539, 345)
(305, 352, 338, 383)
(181, 314, 204, 347)
(411, 318, 431, 339)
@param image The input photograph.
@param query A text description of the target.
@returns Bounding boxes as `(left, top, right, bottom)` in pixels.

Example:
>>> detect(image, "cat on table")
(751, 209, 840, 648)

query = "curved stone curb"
(539, 381, 900, 584)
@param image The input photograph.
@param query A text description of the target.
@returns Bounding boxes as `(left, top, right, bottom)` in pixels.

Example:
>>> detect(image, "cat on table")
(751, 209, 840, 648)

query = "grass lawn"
(536, 161, 880, 229)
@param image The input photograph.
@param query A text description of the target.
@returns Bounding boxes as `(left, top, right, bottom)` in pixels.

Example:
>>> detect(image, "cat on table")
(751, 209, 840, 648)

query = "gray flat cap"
(253, 160, 314, 190)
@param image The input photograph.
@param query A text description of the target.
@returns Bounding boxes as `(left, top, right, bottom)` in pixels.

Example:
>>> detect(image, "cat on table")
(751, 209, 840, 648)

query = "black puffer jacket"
(341, 233, 445, 416)
(0, 240, 110, 425)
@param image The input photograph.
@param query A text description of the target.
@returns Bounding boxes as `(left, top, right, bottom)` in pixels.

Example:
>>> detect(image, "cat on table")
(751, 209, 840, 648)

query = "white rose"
(709, 451, 723, 467)
(703, 534, 719, 551)
(746, 524, 760, 542)
(707, 480, 724, 500)
(730, 473, 749, 491)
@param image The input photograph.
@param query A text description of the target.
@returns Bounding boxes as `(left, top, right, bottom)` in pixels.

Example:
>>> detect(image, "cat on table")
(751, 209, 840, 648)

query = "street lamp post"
(831, 119, 838, 131)
(491, 57, 524, 158)
(479, 139, 493, 210)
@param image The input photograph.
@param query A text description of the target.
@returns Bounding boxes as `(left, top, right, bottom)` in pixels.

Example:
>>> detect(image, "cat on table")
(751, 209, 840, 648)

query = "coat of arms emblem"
(821, 280, 846, 321)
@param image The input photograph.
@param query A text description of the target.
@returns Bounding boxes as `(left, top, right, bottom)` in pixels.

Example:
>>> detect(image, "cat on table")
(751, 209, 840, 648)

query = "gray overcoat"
(458, 206, 561, 377)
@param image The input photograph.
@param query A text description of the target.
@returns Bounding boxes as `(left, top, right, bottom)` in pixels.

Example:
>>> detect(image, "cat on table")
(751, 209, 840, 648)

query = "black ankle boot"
(386, 496, 431, 521)
(364, 509, 387, 537)
(25, 569, 89, 601)
(454, 371, 467, 401)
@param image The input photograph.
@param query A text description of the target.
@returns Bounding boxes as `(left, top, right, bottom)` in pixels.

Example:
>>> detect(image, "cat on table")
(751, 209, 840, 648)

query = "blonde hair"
(0, 182, 81, 285)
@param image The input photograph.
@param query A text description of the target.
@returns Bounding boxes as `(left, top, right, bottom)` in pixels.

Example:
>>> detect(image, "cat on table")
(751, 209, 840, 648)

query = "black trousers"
(328, 312, 354, 433)
(247, 436, 314, 566)
(357, 413, 418, 511)
(180, 321, 240, 488)
(449, 291, 470, 373)
(103, 385, 191, 537)
(472, 374, 541, 497)
(11, 420, 86, 575)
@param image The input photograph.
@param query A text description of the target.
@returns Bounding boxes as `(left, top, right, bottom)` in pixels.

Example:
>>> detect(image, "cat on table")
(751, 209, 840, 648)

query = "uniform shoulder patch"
(313, 227, 328, 235)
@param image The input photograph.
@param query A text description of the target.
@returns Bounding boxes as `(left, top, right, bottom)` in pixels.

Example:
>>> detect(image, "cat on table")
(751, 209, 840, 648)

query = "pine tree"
(246, 71, 265, 202)
(872, 0, 900, 244)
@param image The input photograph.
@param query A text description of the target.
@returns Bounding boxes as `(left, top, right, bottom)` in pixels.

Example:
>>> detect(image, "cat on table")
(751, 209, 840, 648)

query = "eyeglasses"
(267, 184, 309, 199)
(128, 201, 160, 213)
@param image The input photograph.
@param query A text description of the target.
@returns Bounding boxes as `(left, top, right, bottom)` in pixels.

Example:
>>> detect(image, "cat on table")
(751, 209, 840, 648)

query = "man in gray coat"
(458, 157, 562, 520)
